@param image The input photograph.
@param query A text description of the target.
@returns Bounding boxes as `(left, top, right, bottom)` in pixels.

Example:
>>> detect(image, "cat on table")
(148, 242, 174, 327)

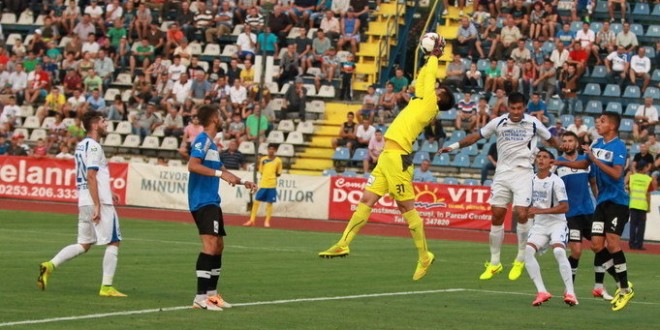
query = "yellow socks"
(249, 201, 261, 223)
(403, 209, 428, 260)
(338, 203, 372, 246)
(265, 203, 273, 226)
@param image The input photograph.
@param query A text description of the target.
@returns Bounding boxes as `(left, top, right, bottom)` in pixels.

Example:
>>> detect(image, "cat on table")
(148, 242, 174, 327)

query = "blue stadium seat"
(560, 114, 574, 125)
(583, 83, 602, 96)
(605, 102, 622, 114)
(647, 25, 660, 38)
(463, 179, 480, 186)
(633, 2, 651, 15)
(610, 23, 623, 34)
(483, 179, 493, 187)
(644, 87, 660, 100)
(542, 41, 554, 55)
(585, 100, 603, 114)
(630, 143, 641, 155)
(412, 140, 420, 152)
(471, 154, 489, 168)
(420, 140, 439, 153)
(591, 65, 607, 79)
(645, 46, 656, 59)
(464, 144, 479, 156)
(623, 85, 641, 99)
(603, 84, 621, 97)
(479, 142, 493, 156)
(351, 148, 368, 161)
(573, 100, 584, 113)
(624, 103, 640, 117)
(440, 109, 457, 121)
(443, 177, 460, 185)
(595, 0, 608, 12)
(413, 151, 431, 165)
(477, 58, 489, 71)
(451, 153, 471, 168)
(620, 119, 634, 132)
(591, 22, 603, 33)
(631, 24, 644, 36)
(432, 153, 451, 166)
(342, 170, 357, 177)
(332, 147, 351, 161)
(653, 4, 660, 16)
(570, 21, 582, 32)
(547, 98, 564, 113)
(449, 129, 466, 142)
(583, 116, 595, 128)
(322, 169, 337, 176)
(652, 69, 660, 82)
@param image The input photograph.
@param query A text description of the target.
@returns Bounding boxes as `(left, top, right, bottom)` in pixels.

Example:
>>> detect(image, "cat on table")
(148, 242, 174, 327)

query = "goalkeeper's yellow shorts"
(365, 150, 415, 201)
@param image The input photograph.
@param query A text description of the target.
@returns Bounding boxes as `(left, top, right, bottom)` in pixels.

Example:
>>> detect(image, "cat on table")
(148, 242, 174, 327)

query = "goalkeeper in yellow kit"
(318, 35, 455, 280)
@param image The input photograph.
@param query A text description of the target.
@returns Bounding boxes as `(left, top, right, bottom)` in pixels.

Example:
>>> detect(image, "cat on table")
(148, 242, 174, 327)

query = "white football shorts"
(489, 169, 534, 208)
(527, 221, 569, 249)
(78, 205, 122, 245)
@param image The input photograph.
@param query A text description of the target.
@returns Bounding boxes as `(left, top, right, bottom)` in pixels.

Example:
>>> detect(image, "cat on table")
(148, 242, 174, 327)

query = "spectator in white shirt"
(605, 45, 630, 88)
(615, 22, 638, 53)
(355, 118, 376, 149)
(105, 0, 124, 22)
(82, 34, 100, 57)
(7, 63, 28, 104)
(550, 40, 569, 70)
(629, 47, 651, 93)
(574, 22, 595, 59)
(170, 73, 192, 105)
(0, 96, 21, 130)
(633, 97, 659, 142)
(228, 78, 248, 109)
(566, 116, 589, 144)
(167, 56, 188, 82)
(236, 25, 258, 61)
(319, 10, 341, 40)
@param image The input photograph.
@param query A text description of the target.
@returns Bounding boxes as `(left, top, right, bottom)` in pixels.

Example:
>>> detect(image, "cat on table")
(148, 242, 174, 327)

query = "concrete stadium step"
(324, 103, 361, 124)
(300, 147, 334, 159)
(310, 136, 335, 148)
(288, 169, 323, 176)
(315, 125, 342, 136)
(291, 158, 334, 171)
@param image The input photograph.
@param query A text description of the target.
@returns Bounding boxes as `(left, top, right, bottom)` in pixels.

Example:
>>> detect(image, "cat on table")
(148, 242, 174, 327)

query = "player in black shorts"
(187, 105, 257, 311)
(553, 112, 633, 311)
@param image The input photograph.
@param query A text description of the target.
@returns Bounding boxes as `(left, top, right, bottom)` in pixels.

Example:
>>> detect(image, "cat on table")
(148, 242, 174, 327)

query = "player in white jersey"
(524, 148, 577, 306)
(441, 92, 562, 281)
(37, 111, 126, 297)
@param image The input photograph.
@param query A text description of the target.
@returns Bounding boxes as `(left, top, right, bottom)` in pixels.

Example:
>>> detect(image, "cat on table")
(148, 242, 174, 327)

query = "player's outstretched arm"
(438, 132, 481, 154)
(581, 144, 624, 180)
(188, 158, 257, 192)
(419, 55, 439, 105)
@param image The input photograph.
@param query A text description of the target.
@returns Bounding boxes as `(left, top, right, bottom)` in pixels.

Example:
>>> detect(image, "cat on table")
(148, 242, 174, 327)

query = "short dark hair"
(196, 104, 219, 127)
(267, 144, 278, 150)
(602, 111, 621, 131)
(636, 161, 649, 171)
(508, 92, 525, 106)
(537, 147, 555, 159)
(82, 111, 104, 132)
(561, 131, 579, 141)
(437, 85, 455, 111)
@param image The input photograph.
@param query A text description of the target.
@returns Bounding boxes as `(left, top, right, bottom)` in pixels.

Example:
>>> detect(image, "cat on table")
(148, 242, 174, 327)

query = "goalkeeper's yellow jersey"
(383, 56, 439, 154)
(258, 156, 282, 189)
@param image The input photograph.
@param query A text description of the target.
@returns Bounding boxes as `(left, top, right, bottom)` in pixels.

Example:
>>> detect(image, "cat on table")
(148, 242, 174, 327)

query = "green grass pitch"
(1, 210, 658, 329)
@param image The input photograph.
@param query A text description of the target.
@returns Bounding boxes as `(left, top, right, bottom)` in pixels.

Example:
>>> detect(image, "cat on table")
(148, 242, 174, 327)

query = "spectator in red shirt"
(567, 42, 588, 77)
(62, 68, 83, 96)
(25, 64, 51, 105)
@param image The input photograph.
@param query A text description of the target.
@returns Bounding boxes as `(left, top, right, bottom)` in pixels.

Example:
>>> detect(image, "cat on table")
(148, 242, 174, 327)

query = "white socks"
(524, 245, 547, 293)
(489, 225, 505, 265)
(553, 247, 575, 296)
(515, 221, 531, 263)
(102, 245, 119, 286)
(51, 244, 86, 267)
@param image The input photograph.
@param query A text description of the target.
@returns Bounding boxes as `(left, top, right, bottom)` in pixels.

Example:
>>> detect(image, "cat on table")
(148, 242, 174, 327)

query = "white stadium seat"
(122, 135, 141, 147)
(239, 141, 255, 155)
(276, 144, 294, 157)
(103, 133, 122, 147)
(140, 136, 160, 149)
(161, 137, 179, 150)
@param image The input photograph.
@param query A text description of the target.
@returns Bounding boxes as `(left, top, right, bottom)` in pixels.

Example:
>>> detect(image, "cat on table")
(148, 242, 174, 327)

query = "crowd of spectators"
(0, 0, 375, 160)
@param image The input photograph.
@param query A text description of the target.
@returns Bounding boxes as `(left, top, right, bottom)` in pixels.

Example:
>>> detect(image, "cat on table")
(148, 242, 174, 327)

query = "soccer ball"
(419, 32, 441, 55)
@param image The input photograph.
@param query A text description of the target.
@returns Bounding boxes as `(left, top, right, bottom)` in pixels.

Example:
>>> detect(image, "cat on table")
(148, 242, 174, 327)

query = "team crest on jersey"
(91, 146, 97, 151)
(194, 142, 203, 150)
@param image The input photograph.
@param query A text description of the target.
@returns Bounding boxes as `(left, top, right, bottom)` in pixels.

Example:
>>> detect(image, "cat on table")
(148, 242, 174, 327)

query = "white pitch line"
(466, 288, 660, 306)
(0, 289, 465, 328)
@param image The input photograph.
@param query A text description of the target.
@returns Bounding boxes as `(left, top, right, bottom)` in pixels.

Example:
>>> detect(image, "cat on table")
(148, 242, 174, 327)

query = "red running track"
(2, 199, 658, 255)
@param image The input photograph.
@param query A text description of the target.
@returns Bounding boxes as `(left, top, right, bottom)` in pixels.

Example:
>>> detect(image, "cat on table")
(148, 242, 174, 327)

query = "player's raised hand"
(437, 146, 452, 154)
